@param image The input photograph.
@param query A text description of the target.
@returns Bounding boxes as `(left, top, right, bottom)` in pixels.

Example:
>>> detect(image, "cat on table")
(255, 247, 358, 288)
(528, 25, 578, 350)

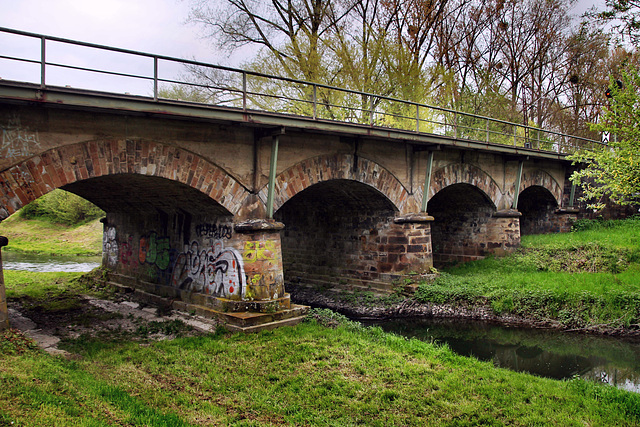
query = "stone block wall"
(278, 207, 432, 288)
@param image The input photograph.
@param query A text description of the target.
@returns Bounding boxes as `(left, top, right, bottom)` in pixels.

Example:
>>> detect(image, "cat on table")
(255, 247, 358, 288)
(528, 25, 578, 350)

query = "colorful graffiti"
(103, 226, 118, 266)
(242, 240, 278, 264)
(171, 240, 245, 299)
(139, 232, 171, 270)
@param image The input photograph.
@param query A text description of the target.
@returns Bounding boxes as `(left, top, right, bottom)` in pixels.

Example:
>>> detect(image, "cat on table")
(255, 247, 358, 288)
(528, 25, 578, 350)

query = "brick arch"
(428, 163, 501, 209)
(0, 139, 250, 220)
(519, 169, 562, 206)
(266, 154, 416, 213)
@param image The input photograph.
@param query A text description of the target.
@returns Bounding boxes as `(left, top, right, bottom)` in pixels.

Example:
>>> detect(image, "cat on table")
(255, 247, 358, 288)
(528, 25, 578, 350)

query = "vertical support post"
(486, 119, 490, 143)
(568, 182, 576, 208)
(370, 96, 375, 127)
(242, 72, 247, 112)
(416, 104, 420, 133)
(512, 160, 524, 209)
(40, 36, 46, 88)
(0, 236, 9, 331)
(421, 151, 434, 213)
(513, 124, 518, 146)
(453, 112, 458, 139)
(312, 84, 317, 119)
(153, 56, 158, 101)
(266, 134, 280, 219)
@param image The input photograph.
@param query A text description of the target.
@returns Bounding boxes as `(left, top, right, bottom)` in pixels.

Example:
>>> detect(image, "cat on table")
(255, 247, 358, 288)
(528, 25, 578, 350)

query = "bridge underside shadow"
(58, 173, 304, 330)
(518, 186, 562, 235)
(428, 183, 520, 268)
(275, 179, 432, 292)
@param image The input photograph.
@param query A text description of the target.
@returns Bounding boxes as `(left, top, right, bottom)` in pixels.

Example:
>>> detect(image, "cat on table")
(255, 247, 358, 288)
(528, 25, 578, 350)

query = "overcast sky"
(0, 0, 604, 95)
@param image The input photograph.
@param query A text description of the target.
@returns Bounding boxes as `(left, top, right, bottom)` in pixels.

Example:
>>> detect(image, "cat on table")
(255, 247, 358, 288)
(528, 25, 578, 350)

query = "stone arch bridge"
(0, 84, 581, 330)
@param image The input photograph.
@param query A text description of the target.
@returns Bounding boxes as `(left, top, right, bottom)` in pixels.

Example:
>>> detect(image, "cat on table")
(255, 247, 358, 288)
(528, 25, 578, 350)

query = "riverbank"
(291, 217, 640, 337)
(2, 272, 640, 425)
(0, 215, 103, 256)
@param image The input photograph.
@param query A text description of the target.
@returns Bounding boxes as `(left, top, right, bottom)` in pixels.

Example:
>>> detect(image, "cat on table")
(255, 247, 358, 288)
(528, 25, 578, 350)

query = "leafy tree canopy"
(570, 67, 640, 210)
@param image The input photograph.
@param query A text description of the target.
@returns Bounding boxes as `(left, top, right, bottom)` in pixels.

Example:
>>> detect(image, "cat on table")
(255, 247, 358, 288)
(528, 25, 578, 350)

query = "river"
(2, 251, 101, 272)
(3, 251, 640, 393)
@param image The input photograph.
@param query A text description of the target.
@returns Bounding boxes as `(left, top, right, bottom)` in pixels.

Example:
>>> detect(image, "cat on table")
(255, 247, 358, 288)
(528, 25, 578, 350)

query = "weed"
(0, 329, 40, 355)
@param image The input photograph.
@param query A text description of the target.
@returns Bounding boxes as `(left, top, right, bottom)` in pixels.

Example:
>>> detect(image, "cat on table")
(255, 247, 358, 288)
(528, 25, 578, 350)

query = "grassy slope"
(0, 215, 103, 256)
(1, 316, 640, 426)
(415, 218, 640, 330)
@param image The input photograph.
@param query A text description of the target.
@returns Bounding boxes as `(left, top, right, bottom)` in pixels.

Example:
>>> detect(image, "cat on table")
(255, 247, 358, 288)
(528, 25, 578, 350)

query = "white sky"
(0, 0, 605, 96)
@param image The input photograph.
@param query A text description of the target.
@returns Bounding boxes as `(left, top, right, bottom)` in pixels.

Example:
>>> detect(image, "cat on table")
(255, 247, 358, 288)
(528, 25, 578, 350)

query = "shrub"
(19, 189, 104, 225)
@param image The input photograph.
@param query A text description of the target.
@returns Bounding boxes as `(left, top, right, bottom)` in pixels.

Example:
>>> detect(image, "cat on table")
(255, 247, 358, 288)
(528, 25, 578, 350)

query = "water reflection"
(362, 317, 640, 393)
(1, 251, 101, 272)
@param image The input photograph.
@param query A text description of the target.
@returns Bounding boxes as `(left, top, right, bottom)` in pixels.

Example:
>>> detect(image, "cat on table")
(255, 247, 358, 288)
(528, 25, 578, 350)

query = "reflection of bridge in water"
(0, 28, 603, 331)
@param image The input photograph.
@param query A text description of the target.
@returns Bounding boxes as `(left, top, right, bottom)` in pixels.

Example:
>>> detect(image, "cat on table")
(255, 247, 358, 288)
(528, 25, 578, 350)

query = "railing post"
(370, 96, 375, 127)
(313, 84, 317, 120)
(242, 72, 247, 112)
(40, 36, 46, 88)
(486, 119, 490, 143)
(513, 124, 517, 146)
(453, 112, 458, 139)
(416, 104, 420, 133)
(153, 56, 158, 101)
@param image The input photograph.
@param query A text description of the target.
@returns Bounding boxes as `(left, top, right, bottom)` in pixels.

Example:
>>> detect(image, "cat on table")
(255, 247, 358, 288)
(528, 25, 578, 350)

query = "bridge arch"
(518, 169, 563, 206)
(267, 154, 416, 214)
(0, 139, 250, 219)
(427, 163, 501, 209)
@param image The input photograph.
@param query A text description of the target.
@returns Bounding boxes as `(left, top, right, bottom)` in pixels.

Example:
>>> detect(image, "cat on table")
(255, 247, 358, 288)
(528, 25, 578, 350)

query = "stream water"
(361, 317, 640, 393)
(2, 251, 101, 272)
(3, 251, 640, 392)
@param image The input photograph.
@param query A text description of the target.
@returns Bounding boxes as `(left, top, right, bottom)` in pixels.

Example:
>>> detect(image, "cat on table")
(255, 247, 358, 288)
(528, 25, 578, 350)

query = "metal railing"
(0, 27, 603, 154)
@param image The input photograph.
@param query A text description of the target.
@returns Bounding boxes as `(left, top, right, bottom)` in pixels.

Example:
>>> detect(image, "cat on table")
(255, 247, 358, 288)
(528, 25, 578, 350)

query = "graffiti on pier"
(195, 223, 233, 240)
(171, 240, 245, 299)
(242, 240, 277, 264)
(119, 235, 135, 266)
(139, 232, 171, 270)
(1, 115, 40, 159)
(103, 226, 118, 266)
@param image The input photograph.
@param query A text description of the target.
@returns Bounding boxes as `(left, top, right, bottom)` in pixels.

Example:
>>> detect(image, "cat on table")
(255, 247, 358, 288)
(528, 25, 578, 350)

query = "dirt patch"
(7, 292, 222, 356)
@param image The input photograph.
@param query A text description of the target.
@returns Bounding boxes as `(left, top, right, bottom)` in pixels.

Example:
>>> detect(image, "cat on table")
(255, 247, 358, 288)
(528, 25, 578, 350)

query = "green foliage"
(415, 218, 640, 330)
(0, 329, 39, 355)
(19, 189, 104, 226)
(570, 68, 640, 209)
(305, 308, 364, 330)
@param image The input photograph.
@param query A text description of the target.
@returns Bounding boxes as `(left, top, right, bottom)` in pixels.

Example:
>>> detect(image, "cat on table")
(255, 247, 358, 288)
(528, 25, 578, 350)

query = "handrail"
(0, 27, 604, 154)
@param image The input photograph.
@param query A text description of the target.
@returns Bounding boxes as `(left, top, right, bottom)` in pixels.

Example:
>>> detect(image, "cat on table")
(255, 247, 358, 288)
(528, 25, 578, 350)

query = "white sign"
(602, 132, 610, 144)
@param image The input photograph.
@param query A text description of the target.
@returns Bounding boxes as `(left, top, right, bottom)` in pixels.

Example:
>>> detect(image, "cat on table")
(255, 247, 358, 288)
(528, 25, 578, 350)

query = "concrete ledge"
(394, 213, 434, 224)
(555, 208, 580, 214)
(492, 209, 522, 218)
(235, 219, 285, 233)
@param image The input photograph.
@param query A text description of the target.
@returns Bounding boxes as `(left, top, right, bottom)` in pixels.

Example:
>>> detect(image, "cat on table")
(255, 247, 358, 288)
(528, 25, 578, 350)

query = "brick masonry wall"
(277, 203, 433, 288)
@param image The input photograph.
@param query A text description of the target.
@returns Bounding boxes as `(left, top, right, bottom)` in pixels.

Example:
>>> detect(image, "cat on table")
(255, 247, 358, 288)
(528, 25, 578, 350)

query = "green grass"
(1, 311, 640, 426)
(0, 214, 103, 256)
(4, 270, 110, 312)
(416, 217, 640, 330)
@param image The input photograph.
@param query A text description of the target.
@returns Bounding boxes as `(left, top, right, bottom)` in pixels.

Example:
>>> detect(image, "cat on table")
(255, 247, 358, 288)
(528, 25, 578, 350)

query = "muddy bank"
(288, 284, 640, 338)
